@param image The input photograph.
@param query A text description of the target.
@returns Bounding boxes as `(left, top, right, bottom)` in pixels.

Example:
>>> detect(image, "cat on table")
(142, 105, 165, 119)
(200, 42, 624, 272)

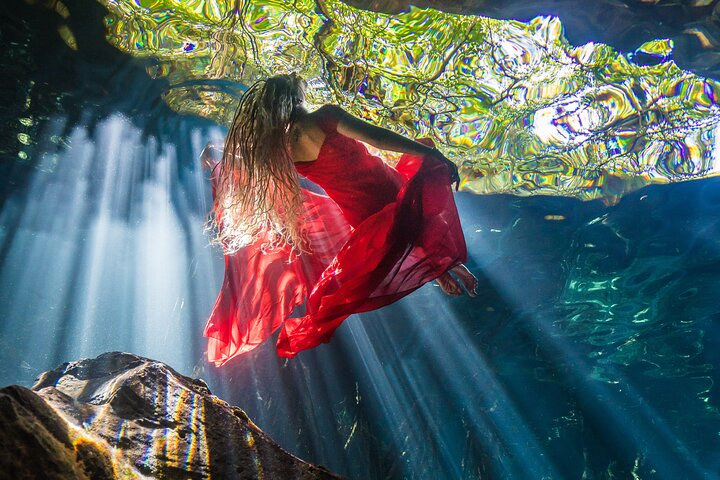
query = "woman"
(204, 73, 477, 365)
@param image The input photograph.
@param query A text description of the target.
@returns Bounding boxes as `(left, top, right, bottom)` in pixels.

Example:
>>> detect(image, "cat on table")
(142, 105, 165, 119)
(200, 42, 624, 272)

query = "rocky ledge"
(0, 352, 342, 480)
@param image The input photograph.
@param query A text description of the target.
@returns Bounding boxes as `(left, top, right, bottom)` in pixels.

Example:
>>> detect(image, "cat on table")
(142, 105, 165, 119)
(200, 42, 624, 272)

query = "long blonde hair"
(211, 75, 306, 254)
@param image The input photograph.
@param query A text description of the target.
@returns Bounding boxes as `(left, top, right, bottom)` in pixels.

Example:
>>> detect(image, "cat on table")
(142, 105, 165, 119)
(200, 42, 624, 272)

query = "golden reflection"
(98, 0, 720, 202)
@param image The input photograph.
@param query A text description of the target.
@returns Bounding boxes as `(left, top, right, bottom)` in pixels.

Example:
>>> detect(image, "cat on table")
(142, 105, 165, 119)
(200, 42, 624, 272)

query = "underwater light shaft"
(457, 235, 712, 479)
(0, 114, 219, 383)
(100, 0, 720, 203)
(392, 293, 562, 478)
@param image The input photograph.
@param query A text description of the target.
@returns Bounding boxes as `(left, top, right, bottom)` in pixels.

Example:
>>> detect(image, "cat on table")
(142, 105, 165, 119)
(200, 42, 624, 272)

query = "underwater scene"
(1, 0, 720, 478)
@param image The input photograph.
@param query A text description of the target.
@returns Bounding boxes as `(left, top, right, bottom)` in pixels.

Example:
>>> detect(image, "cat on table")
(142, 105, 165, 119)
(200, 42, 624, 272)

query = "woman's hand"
(429, 149, 460, 191)
(201, 143, 223, 171)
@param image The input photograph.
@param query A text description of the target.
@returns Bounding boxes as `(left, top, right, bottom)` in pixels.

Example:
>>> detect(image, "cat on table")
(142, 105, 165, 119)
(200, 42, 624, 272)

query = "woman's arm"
(321, 104, 429, 155)
(321, 104, 460, 188)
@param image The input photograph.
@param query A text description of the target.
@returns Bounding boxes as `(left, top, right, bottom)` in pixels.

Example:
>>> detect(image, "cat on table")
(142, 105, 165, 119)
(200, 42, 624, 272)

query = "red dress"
(204, 112, 467, 365)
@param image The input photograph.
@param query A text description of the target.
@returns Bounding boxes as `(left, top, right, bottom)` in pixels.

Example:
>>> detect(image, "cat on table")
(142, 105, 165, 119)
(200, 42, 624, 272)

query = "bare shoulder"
(316, 104, 345, 116)
(289, 106, 336, 162)
(293, 104, 336, 129)
(314, 104, 372, 134)
(306, 104, 345, 124)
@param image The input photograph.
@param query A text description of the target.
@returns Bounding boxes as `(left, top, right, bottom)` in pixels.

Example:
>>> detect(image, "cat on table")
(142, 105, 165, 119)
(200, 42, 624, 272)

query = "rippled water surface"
(1, 1, 719, 479)
(99, 0, 720, 203)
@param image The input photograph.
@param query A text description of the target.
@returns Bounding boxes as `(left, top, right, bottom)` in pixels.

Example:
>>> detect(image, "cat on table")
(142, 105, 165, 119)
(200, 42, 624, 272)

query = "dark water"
(1, 1, 719, 479)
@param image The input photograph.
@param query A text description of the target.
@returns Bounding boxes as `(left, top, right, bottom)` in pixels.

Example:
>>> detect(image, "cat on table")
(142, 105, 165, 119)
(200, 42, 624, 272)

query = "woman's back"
(291, 106, 404, 227)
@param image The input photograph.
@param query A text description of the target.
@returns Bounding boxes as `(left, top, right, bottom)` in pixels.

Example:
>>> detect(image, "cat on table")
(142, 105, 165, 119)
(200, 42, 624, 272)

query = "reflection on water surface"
(99, 0, 720, 204)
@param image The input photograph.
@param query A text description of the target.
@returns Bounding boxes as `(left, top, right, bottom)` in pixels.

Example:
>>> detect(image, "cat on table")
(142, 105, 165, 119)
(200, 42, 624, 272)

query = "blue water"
(1, 1, 719, 478)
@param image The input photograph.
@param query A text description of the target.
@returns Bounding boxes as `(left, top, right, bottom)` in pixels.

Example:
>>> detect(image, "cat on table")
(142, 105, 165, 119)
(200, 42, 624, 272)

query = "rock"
(0, 352, 342, 480)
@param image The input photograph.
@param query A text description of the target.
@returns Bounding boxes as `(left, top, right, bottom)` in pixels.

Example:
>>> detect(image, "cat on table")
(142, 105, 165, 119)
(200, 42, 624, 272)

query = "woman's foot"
(452, 264, 478, 297)
(436, 272, 462, 296)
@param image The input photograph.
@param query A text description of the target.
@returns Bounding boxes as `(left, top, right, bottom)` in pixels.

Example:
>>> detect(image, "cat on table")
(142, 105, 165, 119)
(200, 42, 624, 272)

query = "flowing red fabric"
(204, 112, 467, 365)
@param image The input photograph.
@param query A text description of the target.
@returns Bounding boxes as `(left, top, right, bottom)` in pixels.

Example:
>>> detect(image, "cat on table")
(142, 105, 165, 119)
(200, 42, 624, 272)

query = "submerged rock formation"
(0, 352, 342, 479)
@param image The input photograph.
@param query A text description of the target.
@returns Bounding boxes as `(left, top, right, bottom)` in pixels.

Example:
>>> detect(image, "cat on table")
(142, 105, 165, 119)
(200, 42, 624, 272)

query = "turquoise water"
(1, 1, 719, 478)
